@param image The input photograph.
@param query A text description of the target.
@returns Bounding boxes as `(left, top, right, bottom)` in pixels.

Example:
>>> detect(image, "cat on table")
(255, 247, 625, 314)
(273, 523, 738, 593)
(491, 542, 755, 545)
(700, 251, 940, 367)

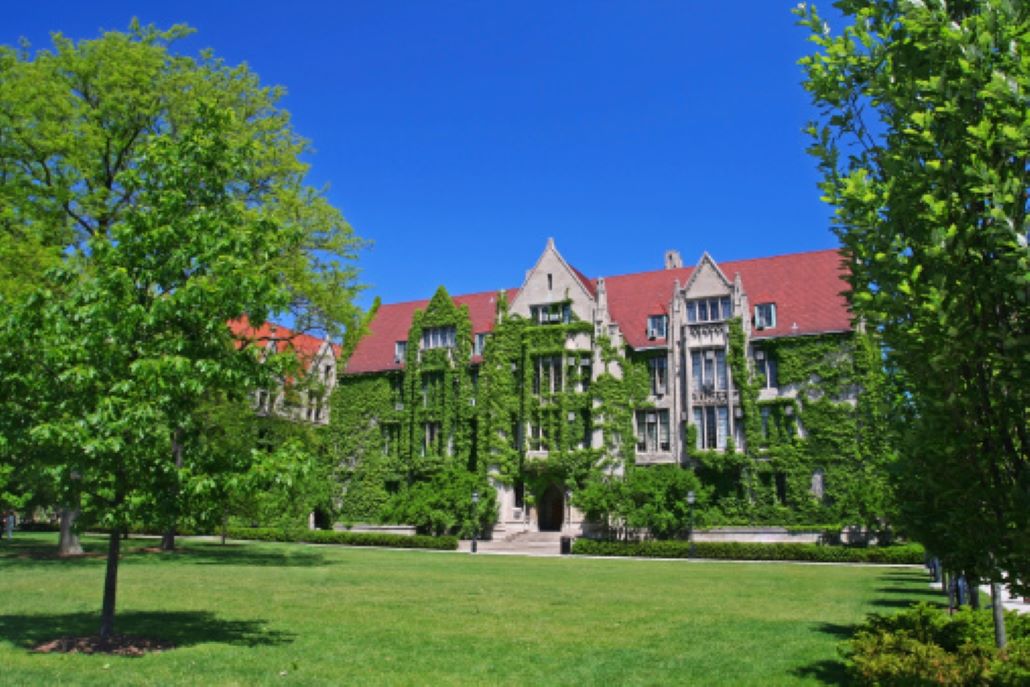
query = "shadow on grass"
(878, 571, 930, 583)
(876, 585, 944, 598)
(0, 610, 294, 651)
(869, 597, 945, 610)
(791, 623, 854, 685)
(792, 659, 850, 685)
(124, 544, 334, 568)
(0, 539, 333, 569)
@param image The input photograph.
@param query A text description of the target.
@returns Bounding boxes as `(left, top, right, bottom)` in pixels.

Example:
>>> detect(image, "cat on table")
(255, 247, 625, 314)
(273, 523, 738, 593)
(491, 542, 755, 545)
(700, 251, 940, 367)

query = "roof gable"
(509, 238, 596, 317)
(682, 252, 732, 298)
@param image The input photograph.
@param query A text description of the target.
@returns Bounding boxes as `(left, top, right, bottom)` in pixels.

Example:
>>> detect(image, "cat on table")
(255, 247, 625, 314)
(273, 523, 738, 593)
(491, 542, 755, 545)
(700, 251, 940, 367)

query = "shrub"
(382, 467, 496, 537)
(224, 526, 458, 550)
(843, 603, 1030, 686)
(571, 538, 925, 564)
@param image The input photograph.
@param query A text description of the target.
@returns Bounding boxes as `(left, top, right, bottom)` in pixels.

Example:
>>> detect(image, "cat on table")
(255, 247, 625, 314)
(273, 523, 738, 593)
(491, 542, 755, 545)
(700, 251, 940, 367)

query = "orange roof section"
(229, 316, 340, 366)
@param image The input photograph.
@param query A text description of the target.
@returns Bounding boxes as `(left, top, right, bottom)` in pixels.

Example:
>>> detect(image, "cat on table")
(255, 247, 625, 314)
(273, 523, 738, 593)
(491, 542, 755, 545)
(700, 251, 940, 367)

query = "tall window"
(422, 422, 441, 456)
(686, 297, 732, 323)
(646, 314, 667, 339)
(693, 406, 729, 449)
(754, 303, 776, 329)
(422, 326, 456, 350)
(648, 356, 668, 396)
(755, 351, 778, 389)
(636, 409, 671, 452)
(691, 349, 728, 391)
(382, 423, 400, 457)
(533, 355, 563, 396)
(529, 411, 553, 451)
(394, 341, 407, 362)
(473, 333, 487, 356)
(422, 372, 444, 407)
(530, 302, 571, 325)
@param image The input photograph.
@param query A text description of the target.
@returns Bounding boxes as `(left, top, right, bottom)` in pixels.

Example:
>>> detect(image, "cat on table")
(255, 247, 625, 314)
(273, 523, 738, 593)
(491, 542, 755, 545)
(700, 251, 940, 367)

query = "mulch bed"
(33, 635, 174, 656)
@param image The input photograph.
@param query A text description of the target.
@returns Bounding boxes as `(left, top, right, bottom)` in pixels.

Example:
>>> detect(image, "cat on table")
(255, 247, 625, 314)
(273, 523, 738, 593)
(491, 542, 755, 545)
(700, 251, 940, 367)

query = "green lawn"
(0, 533, 942, 686)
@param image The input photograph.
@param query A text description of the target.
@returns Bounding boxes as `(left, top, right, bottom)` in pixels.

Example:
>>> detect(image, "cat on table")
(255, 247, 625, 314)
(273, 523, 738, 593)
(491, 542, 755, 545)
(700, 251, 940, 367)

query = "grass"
(0, 533, 943, 686)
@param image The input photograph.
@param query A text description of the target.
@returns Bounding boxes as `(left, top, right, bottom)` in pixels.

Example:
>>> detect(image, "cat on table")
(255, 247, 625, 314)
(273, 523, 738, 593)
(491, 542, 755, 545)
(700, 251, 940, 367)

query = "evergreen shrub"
(843, 603, 1030, 686)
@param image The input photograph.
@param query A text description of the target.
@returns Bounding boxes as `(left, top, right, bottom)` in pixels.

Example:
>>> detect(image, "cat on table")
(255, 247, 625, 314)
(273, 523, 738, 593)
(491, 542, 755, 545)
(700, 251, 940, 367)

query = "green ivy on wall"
(330, 292, 896, 534)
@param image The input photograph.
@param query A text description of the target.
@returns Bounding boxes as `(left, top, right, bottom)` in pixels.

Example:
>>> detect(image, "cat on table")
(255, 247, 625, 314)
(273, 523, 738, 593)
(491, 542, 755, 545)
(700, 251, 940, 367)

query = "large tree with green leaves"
(796, 0, 1028, 646)
(0, 24, 362, 644)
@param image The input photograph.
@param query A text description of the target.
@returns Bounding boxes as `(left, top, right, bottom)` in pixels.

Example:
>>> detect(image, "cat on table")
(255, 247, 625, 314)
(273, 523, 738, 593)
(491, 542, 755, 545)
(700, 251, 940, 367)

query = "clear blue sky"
(5, 1, 843, 310)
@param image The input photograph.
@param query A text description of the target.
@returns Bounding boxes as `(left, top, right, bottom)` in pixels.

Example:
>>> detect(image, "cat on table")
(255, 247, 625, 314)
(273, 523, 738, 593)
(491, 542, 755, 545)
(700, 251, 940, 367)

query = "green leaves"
(799, 0, 1030, 598)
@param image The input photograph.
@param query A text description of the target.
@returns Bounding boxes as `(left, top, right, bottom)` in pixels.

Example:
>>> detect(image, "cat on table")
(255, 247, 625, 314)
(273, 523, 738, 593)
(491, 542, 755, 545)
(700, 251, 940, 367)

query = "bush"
(844, 603, 1030, 686)
(574, 466, 703, 540)
(382, 467, 496, 537)
(224, 526, 458, 551)
(571, 538, 925, 564)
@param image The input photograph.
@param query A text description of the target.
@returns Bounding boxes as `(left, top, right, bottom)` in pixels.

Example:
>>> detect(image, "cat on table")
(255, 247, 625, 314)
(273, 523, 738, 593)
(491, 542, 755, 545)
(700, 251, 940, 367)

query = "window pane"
(692, 351, 702, 389)
(698, 300, 708, 321)
(705, 407, 717, 449)
(693, 407, 703, 449)
(659, 410, 670, 450)
(721, 297, 731, 319)
(687, 302, 697, 323)
(716, 350, 727, 390)
(717, 407, 729, 449)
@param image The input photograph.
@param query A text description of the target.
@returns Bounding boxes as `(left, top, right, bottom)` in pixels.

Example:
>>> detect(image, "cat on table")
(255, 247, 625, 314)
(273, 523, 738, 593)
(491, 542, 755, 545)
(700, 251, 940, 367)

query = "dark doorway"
(538, 484, 564, 531)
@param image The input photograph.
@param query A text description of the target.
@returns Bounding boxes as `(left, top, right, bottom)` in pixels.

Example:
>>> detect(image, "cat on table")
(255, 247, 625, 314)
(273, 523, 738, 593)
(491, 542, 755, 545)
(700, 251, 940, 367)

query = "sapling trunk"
(161, 428, 185, 552)
(991, 582, 1007, 649)
(98, 526, 121, 645)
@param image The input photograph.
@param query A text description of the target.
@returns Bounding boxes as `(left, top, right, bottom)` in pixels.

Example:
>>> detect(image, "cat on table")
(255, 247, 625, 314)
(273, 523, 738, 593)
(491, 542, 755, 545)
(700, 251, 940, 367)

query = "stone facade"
(342, 240, 857, 534)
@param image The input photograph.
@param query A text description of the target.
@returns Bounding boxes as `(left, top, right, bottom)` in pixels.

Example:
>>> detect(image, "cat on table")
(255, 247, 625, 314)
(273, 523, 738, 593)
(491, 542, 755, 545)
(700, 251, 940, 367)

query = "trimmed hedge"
(224, 526, 459, 551)
(571, 539, 925, 564)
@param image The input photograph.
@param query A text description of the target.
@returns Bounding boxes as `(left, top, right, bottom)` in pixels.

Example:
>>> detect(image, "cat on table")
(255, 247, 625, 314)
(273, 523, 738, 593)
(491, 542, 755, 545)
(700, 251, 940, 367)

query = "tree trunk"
(98, 526, 121, 645)
(58, 506, 83, 556)
(970, 576, 981, 609)
(991, 582, 1007, 649)
(161, 429, 184, 552)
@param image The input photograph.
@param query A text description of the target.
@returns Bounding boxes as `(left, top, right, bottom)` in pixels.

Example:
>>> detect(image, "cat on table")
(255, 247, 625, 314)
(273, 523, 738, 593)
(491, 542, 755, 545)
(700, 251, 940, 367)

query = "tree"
(797, 0, 1028, 647)
(0, 24, 362, 644)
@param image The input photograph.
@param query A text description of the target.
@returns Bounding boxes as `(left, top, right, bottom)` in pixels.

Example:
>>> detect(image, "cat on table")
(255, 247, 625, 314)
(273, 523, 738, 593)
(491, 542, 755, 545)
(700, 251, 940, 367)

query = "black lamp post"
(687, 490, 696, 558)
(471, 490, 479, 554)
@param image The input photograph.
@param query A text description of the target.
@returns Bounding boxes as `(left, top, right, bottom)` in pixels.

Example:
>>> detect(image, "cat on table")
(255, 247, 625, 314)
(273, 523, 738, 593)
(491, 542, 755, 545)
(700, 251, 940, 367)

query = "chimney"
(664, 249, 682, 270)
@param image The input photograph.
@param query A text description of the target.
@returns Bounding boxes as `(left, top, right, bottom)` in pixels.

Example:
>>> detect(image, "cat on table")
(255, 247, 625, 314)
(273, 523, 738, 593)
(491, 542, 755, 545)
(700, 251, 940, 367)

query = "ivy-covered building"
(230, 317, 340, 426)
(336, 240, 890, 535)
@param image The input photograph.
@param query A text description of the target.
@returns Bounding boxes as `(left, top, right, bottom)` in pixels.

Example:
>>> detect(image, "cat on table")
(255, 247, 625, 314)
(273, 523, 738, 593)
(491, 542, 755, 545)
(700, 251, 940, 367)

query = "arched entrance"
(537, 484, 564, 532)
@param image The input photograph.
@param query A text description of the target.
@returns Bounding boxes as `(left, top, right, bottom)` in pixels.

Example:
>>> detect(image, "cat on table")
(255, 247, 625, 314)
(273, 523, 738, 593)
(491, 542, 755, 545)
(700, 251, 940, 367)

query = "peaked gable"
(509, 238, 596, 318)
(682, 252, 732, 298)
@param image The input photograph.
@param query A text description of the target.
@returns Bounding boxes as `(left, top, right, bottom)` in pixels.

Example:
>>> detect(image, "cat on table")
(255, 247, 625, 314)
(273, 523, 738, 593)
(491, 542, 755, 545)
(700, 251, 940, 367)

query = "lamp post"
(687, 490, 696, 558)
(471, 490, 479, 554)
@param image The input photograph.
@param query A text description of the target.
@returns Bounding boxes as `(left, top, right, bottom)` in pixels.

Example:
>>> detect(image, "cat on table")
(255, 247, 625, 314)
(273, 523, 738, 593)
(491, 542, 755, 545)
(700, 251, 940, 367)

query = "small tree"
(797, 0, 1028, 647)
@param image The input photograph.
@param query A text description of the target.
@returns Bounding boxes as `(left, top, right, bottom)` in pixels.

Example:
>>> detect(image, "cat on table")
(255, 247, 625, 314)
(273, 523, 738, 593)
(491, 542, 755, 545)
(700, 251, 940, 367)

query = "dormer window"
(473, 333, 487, 356)
(394, 341, 407, 362)
(646, 315, 667, 339)
(755, 303, 777, 330)
(687, 297, 732, 323)
(422, 326, 456, 350)
(531, 302, 571, 325)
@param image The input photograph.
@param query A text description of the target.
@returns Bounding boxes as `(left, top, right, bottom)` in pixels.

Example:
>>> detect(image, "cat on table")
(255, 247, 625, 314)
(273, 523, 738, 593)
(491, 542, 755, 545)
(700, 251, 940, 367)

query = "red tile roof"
(345, 289, 517, 374)
(229, 317, 339, 368)
(604, 249, 852, 349)
(344, 249, 852, 373)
